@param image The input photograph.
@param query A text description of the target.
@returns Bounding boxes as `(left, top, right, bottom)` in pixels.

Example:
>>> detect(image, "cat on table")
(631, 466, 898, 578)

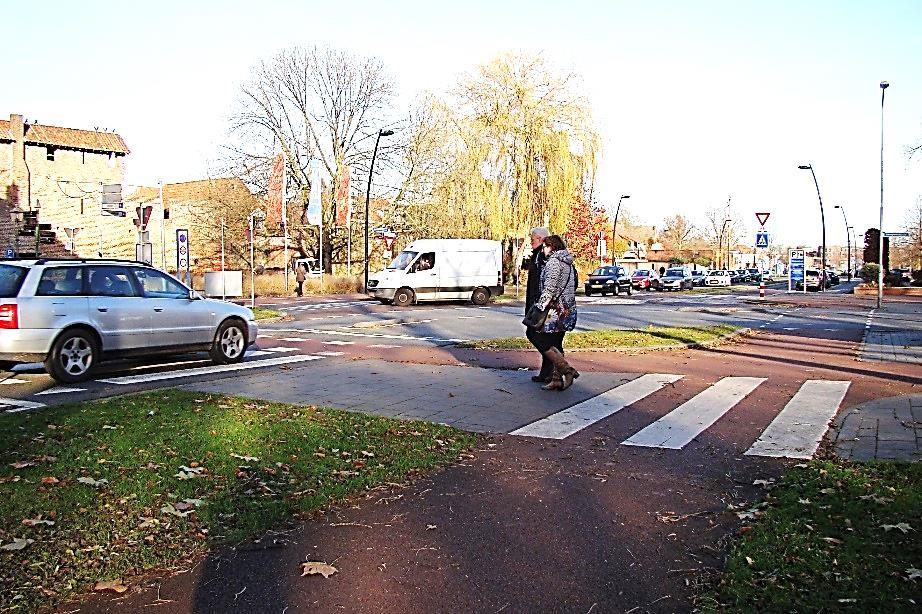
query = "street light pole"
(720, 218, 731, 270)
(798, 164, 827, 292)
(834, 205, 851, 281)
(611, 194, 630, 265)
(878, 81, 889, 308)
(364, 128, 395, 293)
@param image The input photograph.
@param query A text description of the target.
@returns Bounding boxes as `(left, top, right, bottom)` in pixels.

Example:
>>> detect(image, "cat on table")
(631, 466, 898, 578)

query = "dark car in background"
(747, 268, 762, 283)
(584, 266, 632, 296)
(689, 270, 707, 286)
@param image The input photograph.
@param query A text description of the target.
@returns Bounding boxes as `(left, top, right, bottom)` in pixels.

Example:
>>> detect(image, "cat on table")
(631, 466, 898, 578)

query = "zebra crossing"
(513, 374, 851, 459)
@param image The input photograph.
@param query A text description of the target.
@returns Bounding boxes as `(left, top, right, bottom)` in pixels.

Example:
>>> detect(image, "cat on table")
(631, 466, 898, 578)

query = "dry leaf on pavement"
(93, 579, 128, 593)
(300, 562, 338, 578)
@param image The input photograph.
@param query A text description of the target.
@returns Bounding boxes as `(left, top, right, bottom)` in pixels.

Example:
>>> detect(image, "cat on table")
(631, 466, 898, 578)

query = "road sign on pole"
(755, 212, 770, 226)
(176, 229, 190, 286)
(756, 231, 769, 249)
(789, 249, 805, 293)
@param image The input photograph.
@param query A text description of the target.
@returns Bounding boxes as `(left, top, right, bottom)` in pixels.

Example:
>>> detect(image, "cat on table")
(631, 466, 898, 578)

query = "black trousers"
(526, 328, 564, 376)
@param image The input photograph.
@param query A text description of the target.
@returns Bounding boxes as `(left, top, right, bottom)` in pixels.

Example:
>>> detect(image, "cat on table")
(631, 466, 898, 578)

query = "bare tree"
(227, 46, 396, 273)
(661, 214, 697, 251)
(704, 201, 740, 268)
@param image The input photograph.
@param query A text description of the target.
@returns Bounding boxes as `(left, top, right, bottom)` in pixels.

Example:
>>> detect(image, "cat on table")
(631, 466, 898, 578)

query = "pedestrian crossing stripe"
(744, 380, 850, 458)
(623, 377, 765, 449)
(512, 374, 683, 439)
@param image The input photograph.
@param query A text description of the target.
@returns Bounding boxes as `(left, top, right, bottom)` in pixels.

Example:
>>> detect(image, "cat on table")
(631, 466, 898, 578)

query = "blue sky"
(5, 0, 921, 247)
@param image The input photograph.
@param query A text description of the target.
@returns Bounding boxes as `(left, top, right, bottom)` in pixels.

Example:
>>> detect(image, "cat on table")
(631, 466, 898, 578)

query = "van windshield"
(388, 251, 418, 270)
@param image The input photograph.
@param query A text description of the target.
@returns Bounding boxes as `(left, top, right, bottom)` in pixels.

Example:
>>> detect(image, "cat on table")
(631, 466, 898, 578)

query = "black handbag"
(522, 303, 551, 328)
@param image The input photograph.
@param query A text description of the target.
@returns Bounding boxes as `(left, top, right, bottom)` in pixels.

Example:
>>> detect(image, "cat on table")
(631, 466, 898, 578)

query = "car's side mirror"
(188, 289, 199, 300)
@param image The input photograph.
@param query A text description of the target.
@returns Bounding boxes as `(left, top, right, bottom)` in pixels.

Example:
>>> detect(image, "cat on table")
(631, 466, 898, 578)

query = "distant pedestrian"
(532, 234, 579, 391)
(522, 227, 551, 382)
(295, 262, 306, 297)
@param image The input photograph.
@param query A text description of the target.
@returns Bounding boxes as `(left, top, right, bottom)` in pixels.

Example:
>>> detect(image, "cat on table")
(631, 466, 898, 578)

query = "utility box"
(204, 271, 243, 298)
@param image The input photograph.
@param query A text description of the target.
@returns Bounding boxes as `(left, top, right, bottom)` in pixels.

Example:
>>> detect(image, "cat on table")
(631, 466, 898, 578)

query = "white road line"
(1, 397, 46, 413)
(745, 380, 850, 459)
(280, 337, 312, 342)
(267, 327, 467, 343)
(323, 340, 355, 346)
(782, 327, 799, 331)
(35, 387, 86, 395)
(262, 347, 299, 353)
(622, 376, 766, 449)
(245, 350, 273, 357)
(0, 378, 29, 385)
(511, 374, 683, 439)
(368, 344, 401, 348)
(457, 316, 486, 319)
(315, 351, 345, 356)
(97, 355, 324, 385)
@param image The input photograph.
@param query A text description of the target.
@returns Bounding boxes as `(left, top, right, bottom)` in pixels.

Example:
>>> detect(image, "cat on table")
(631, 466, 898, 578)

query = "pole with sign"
(176, 229, 190, 287)
(788, 248, 806, 294)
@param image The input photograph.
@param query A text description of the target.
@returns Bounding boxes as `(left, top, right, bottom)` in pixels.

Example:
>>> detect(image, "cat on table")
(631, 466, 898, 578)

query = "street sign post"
(755, 212, 770, 227)
(756, 231, 769, 249)
(789, 249, 805, 293)
(176, 229, 190, 286)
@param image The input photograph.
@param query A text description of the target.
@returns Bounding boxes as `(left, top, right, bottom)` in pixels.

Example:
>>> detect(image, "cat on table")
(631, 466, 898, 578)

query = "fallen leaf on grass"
(300, 562, 337, 578)
(822, 537, 843, 545)
(102, 424, 118, 430)
(906, 568, 922, 581)
(1, 538, 34, 551)
(798, 498, 812, 505)
(859, 494, 894, 505)
(40, 476, 60, 485)
(174, 465, 205, 480)
(93, 579, 128, 593)
(9, 461, 35, 469)
(881, 523, 913, 534)
(752, 479, 775, 487)
(160, 503, 193, 518)
(745, 556, 755, 566)
(77, 477, 108, 487)
(22, 517, 55, 527)
(231, 453, 259, 462)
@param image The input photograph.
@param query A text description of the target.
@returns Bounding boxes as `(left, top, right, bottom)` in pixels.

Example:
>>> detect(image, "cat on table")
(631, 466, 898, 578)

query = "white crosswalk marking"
(262, 347, 299, 353)
(245, 350, 273, 357)
(34, 387, 86, 395)
(512, 374, 683, 439)
(280, 337, 312, 342)
(323, 340, 355, 346)
(745, 380, 850, 459)
(1, 396, 46, 413)
(315, 351, 345, 356)
(623, 376, 766, 449)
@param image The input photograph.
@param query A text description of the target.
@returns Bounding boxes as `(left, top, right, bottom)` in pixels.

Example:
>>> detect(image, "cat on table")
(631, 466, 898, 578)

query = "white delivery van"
(367, 239, 504, 306)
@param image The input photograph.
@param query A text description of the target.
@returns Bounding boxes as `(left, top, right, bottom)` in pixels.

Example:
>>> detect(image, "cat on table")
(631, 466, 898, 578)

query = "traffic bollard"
(759, 281, 765, 299)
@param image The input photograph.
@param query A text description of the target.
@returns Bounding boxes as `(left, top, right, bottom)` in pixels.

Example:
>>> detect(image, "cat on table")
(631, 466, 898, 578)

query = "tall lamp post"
(878, 81, 889, 308)
(611, 194, 630, 265)
(798, 164, 827, 292)
(834, 205, 851, 280)
(364, 128, 395, 293)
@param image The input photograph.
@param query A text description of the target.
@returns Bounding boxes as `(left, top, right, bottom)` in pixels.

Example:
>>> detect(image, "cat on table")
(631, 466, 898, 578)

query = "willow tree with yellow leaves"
(395, 53, 600, 262)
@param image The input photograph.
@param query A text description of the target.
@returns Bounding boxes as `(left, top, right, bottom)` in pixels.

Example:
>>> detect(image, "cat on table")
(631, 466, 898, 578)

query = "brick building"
(1, 113, 130, 257)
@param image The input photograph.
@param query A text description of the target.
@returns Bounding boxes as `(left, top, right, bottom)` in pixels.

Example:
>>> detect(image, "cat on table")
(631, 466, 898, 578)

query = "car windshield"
(633, 270, 650, 277)
(591, 267, 614, 276)
(387, 251, 418, 270)
(707, 271, 723, 276)
(664, 271, 683, 277)
(0, 264, 28, 298)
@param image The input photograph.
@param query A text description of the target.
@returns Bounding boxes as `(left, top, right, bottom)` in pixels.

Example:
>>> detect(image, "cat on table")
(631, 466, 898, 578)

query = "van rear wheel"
(393, 287, 415, 307)
(471, 287, 490, 305)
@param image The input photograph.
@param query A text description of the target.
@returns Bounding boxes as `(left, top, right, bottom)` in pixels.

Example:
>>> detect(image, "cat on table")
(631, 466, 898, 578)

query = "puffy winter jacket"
(537, 249, 578, 332)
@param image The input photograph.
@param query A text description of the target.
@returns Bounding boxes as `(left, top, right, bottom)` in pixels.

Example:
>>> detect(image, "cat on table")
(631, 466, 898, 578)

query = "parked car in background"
(630, 269, 660, 291)
(0, 259, 258, 383)
(826, 269, 841, 285)
(584, 266, 632, 296)
(737, 269, 752, 283)
(689, 270, 708, 286)
(706, 270, 732, 286)
(746, 268, 762, 283)
(797, 268, 830, 291)
(659, 269, 693, 291)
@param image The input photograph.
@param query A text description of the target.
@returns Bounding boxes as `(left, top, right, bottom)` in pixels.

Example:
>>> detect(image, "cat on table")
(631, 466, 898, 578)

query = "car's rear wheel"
(393, 287, 414, 307)
(210, 319, 247, 364)
(45, 328, 98, 383)
(471, 287, 490, 305)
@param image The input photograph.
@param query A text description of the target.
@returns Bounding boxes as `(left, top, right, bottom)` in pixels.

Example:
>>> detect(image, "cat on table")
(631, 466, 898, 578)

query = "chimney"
(10, 114, 29, 210)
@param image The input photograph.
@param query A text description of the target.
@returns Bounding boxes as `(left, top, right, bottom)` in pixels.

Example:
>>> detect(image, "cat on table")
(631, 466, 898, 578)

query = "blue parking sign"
(4, 247, 14, 259)
(755, 231, 769, 249)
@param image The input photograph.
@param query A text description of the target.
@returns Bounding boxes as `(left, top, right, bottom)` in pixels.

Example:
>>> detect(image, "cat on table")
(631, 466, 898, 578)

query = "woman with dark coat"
(531, 234, 579, 390)
(523, 227, 551, 381)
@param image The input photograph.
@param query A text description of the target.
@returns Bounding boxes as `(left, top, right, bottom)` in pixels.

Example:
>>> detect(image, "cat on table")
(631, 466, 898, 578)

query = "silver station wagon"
(0, 259, 258, 383)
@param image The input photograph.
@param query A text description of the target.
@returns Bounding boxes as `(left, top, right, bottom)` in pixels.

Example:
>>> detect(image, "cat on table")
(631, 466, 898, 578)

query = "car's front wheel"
(393, 287, 415, 307)
(210, 319, 247, 364)
(45, 328, 99, 383)
(471, 287, 490, 305)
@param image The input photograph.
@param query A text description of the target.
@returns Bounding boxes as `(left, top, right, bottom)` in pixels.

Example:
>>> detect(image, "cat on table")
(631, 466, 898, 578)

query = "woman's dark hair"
(543, 235, 567, 252)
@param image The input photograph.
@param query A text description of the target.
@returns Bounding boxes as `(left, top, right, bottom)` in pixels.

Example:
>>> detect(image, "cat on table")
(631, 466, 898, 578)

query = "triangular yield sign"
(755, 212, 770, 226)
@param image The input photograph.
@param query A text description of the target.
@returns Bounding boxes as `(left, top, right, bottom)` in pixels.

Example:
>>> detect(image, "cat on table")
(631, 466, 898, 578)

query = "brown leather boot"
(542, 348, 579, 390)
(541, 368, 564, 390)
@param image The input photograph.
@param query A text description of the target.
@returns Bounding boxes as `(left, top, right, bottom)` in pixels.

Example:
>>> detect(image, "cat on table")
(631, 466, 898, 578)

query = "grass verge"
(251, 307, 283, 320)
(700, 460, 922, 612)
(457, 324, 740, 350)
(0, 390, 476, 612)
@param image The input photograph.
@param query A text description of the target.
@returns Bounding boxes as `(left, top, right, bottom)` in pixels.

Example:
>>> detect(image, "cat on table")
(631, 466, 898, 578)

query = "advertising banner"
(789, 249, 805, 292)
(335, 165, 351, 227)
(266, 154, 284, 226)
(306, 160, 322, 226)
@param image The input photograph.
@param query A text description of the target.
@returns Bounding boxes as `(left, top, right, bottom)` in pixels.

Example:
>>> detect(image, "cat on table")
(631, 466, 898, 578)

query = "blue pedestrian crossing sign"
(755, 231, 769, 248)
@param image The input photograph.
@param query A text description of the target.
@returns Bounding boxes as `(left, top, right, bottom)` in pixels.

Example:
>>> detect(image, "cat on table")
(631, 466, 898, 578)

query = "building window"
(46, 147, 55, 161)
(80, 198, 84, 215)
(164, 208, 170, 220)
